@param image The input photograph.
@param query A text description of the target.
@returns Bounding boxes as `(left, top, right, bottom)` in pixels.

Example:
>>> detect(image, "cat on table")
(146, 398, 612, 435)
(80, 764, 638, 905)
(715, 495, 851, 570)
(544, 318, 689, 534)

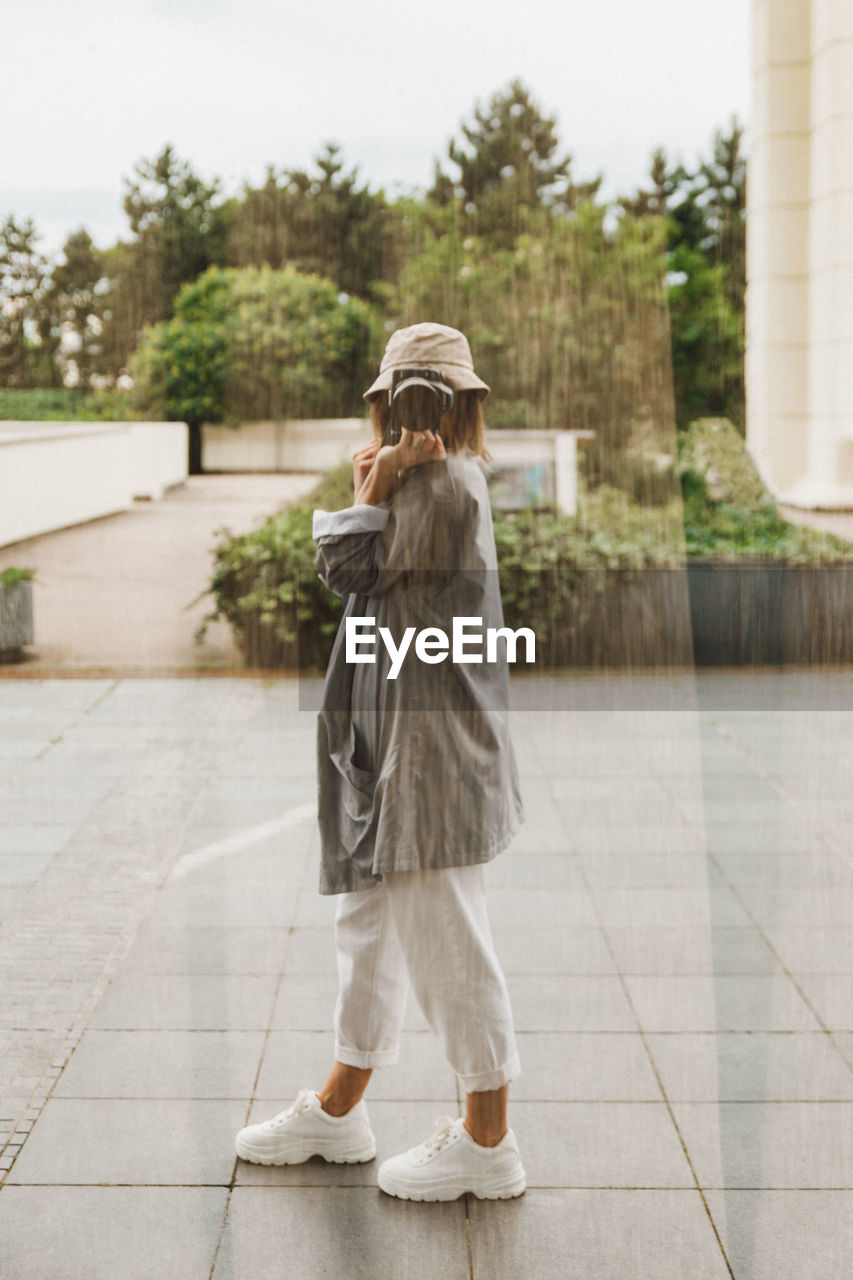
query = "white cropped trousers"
(332, 862, 521, 1093)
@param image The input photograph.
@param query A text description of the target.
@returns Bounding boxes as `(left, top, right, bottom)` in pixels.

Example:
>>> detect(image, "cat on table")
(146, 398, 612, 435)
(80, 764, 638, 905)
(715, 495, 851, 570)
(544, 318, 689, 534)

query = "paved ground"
(0, 474, 321, 672)
(0, 671, 851, 1278)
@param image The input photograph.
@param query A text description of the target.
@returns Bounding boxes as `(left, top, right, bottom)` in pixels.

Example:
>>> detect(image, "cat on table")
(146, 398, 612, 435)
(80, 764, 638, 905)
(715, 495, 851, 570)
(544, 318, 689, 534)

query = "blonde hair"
(368, 388, 491, 461)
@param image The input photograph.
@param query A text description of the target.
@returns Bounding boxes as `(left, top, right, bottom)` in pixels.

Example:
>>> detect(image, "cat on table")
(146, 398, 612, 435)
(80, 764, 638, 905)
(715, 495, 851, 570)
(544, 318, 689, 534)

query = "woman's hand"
(352, 437, 380, 494)
(354, 429, 446, 506)
(390, 427, 447, 470)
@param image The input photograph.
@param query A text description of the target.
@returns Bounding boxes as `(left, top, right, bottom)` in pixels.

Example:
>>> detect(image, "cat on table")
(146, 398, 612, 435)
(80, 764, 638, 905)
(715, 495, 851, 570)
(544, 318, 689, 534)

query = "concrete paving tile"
(624, 975, 822, 1032)
(540, 775, 672, 803)
(712, 848, 853, 888)
(120, 925, 291, 975)
(764, 927, 853, 974)
(0, 824, 76, 854)
(667, 773, 779, 802)
(280, 927, 336, 975)
(501, 822, 569, 855)
(0, 1186, 226, 1280)
(469, 1188, 731, 1280)
(490, 925, 616, 974)
(167, 851, 310, 896)
(731, 887, 853, 930)
(704, 1188, 853, 1280)
(485, 886, 599, 928)
(559, 820, 706, 858)
(5, 1097, 247, 1184)
(269, 974, 344, 1032)
(830, 1035, 853, 1071)
(0, 852, 56, 884)
(578, 848, 718, 887)
(508, 1101, 694, 1188)
(793, 976, 853, 1030)
(234, 1099, 458, 1187)
(89, 974, 279, 1030)
(484, 850, 584, 889)
(588, 886, 750, 927)
(290, 888, 343, 927)
(53, 1030, 267, 1098)
(255, 1031, 457, 1102)
(701, 820, 827, 855)
(0, 794, 103, 824)
(645, 1032, 853, 1101)
(212, 1187, 470, 1280)
(144, 881, 302, 927)
(671, 1101, 853, 1188)
(506, 975, 636, 1031)
(194, 787, 315, 825)
(510, 1032, 661, 1101)
(606, 925, 779, 975)
(0, 885, 29, 922)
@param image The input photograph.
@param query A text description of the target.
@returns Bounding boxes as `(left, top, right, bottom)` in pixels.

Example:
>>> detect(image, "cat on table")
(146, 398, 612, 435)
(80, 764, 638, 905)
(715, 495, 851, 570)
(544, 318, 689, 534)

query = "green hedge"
(0, 387, 140, 421)
(195, 420, 853, 671)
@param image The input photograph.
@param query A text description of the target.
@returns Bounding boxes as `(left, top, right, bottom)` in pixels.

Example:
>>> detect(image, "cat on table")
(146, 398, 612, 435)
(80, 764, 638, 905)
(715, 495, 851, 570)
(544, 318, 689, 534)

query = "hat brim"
(363, 363, 490, 401)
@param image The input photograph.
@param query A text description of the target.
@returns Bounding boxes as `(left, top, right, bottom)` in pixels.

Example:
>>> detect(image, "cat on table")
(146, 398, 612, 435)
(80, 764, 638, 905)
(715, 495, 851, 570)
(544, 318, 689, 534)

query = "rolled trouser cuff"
(334, 1042, 400, 1069)
(457, 1051, 522, 1093)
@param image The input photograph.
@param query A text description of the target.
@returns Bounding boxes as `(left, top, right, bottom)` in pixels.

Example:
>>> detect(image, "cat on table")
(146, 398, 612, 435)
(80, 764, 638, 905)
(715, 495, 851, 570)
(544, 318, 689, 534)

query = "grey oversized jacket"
(312, 449, 525, 895)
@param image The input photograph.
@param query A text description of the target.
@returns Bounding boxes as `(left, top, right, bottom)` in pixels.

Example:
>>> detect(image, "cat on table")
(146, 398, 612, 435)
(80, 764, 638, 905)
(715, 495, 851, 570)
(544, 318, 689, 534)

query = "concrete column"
(746, 0, 812, 498)
(747, 0, 853, 506)
(803, 0, 853, 502)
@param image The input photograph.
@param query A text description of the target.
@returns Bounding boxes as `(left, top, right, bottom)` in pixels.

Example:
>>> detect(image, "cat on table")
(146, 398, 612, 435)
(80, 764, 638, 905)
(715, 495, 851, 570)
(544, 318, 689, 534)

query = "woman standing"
(235, 322, 526, 1201)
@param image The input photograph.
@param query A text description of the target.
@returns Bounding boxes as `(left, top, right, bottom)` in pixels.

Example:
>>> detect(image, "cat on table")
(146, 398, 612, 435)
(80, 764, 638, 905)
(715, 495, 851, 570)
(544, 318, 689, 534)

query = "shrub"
(195, 421, 853, 671)
(131, 264, 383, 427)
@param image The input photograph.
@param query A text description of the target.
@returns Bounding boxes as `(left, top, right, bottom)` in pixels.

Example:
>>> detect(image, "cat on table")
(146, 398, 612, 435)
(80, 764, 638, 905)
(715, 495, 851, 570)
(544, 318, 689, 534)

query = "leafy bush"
(131, 264, 383, 427)
(0, 567, 35, 586)
(196, 415, 853, 670)
(0, 387, 139, 421)
(677, 419, 853, 562)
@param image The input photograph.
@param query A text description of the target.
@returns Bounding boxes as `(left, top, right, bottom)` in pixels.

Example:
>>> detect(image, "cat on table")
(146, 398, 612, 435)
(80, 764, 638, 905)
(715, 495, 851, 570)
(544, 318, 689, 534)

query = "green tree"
(122, 143, 230, 320)
(47, 228, 105, 387)
(226, 143, 392, 300)
(130, 264, 383, 471)
(429, 78, 602, 244)
(95, 145, 230, 382)
(0, 216, 56, 387)
(391, 201, 676, 494)
(618, 119, 746, 428)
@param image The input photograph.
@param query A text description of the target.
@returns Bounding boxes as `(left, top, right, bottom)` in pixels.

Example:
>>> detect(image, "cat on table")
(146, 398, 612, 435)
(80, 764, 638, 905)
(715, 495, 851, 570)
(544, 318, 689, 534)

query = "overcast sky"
(2, 0, 751, 261)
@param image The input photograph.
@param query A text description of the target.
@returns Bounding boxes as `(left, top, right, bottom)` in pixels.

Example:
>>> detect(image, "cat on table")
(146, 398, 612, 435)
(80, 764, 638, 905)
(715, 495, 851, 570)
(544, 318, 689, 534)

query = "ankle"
(463, 1118, 507, 1148)
(318, 1090, 360, 1117)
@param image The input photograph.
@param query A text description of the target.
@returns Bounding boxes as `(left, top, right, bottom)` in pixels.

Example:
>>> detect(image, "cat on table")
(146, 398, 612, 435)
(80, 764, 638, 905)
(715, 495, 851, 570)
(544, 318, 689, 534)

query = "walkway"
(0, 672, 851, 1278)
(0, 474, 321, 672)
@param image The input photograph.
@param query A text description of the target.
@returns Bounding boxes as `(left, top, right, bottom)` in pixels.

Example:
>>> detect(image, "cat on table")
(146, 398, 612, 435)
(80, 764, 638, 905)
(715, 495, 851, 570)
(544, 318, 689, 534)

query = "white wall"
(203, 420, 372, 473)
(0, 422, 188, 549)
(203, 420, 592, 515)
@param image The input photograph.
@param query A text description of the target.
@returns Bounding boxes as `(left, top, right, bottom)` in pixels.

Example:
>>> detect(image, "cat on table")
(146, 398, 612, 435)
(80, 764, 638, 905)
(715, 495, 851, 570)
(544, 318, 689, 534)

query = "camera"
(385, 366, 454, 446)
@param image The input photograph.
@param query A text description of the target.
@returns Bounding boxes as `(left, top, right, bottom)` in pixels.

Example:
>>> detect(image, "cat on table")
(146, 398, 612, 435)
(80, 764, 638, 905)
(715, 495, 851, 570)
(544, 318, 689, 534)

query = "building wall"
(747, 0, 853, 507)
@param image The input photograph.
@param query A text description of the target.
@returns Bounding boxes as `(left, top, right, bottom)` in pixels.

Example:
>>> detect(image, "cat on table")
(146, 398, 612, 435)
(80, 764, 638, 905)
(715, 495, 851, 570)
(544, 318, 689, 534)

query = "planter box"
(547, 558, 853, 668)
(0, 579, 34, 660)
(685, 557, 852, 666)
(221, 556, 853, 673)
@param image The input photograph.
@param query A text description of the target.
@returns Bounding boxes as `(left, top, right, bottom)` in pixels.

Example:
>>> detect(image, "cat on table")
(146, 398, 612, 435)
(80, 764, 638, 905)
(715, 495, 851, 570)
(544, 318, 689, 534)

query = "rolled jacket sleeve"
(312, 502, 392, 598)
(312, 504, 391, 540)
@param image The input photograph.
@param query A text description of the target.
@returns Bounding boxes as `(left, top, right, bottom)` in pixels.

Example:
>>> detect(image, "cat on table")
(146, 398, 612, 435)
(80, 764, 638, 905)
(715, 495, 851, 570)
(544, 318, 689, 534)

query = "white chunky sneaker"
(234, 1088, 376, 1165)
(377, 1115, 526, 1201)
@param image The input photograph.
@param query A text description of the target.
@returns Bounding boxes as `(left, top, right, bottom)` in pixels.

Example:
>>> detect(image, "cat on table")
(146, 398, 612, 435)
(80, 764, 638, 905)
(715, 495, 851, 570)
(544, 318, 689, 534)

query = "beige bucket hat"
(363, 321, 490, 401)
